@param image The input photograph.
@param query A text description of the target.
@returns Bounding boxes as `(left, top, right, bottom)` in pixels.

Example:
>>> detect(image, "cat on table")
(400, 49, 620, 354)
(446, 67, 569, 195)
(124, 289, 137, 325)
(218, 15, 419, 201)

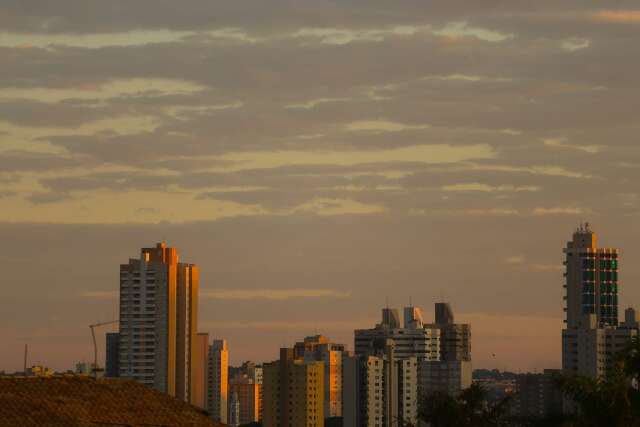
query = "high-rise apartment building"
(420, 303, 472, 396)
(561, 225, 638, 379)
(294, 335, 345, 418)
(426, 303, 471, 362)
(355, 307, 440, 361)
(229, 392, 241, 427)
(192, 332, 209, 410)
(229, 372, 262, 425)
(263, 348, 325, 427)
(356, 304, 471, 402)
(118, 242, 199, 402)
(564, 224, 619, 328)
(208, 339, 229, 423)
(343, 339, 419, 427)
(105, 332, 120, 378)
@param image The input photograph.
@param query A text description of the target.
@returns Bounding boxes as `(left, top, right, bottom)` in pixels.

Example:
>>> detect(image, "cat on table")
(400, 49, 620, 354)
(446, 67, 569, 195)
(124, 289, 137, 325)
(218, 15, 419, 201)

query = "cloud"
(560, 37, 590, 51)
(0, 30, 193, 49)
(506, 255, 525, 264)
(442, 183, 541, 193)
(218, 144, 496, 169)
(470, 164, 592, 179)
(463, 208, 521, 216)
(421, 74, 514, 83)
(346, 120, 431, 132)
(432, 21, 514, 42)
(27, 192, 74, 205)
(592, 10, 640, 24)
(0, 78, 206, 103)
(533, 207, 586, 216)
(291, 197, 387, 216)
(201, 289, 351, 300)
(542, 137, 603, 154)
(287, 25, 430, 45)
(285, 97, 352, 109)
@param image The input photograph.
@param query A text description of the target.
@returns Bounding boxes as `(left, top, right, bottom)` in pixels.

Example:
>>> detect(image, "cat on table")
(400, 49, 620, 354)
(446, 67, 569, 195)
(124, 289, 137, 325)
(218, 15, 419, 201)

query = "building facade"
(561, 225, 638, 379)
(418, 360, 472, 397)
(426, 303, 471, 362)
(343, 339, 419, 427)
(511, 370, 563, 419)
(355, 307, 440, 361)
(263, 348, 324, 427)
(420, 303, 472, 396)
(295, 335, 345, 418)
(208, 339, 229, 423)
(229, 392, 241, 427)
(118, 242, 199, 402)
(105, 332, 120, 378)
(229, 372, 262, 425)
(192, 333, 209, 410)
(564, 224, 619, 329)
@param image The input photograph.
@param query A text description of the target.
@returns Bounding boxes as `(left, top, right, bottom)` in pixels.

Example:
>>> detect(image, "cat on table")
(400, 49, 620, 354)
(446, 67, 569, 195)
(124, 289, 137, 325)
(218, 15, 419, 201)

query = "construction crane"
(89, 320, 119, 379)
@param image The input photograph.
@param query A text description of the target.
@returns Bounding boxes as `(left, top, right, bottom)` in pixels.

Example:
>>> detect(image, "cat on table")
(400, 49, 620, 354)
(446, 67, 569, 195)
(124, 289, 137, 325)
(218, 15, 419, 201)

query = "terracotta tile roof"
(0, 376, 225, 427)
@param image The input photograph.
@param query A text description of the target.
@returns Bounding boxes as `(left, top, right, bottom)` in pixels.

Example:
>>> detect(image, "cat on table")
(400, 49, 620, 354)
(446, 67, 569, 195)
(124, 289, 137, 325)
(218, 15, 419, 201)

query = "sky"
(2, 0, 640, 373)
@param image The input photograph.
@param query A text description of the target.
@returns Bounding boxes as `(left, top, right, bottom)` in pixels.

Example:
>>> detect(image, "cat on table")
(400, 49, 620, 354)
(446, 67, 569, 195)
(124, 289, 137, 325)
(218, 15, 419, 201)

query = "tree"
(556, 338, 640, 427)
(419, 383, 512, 427)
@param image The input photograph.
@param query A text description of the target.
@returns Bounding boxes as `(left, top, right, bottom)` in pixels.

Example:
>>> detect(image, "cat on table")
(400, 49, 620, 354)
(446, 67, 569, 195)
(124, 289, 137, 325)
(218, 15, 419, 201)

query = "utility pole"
(23, 344, 28, 374)
(89, 320, 119, 379)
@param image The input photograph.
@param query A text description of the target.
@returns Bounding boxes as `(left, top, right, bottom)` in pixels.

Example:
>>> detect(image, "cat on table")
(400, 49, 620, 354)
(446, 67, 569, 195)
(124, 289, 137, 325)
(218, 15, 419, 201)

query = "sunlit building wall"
(263, 348, 324, 427)
(208, 339, 229, 423)
(118, 242, 199, 403)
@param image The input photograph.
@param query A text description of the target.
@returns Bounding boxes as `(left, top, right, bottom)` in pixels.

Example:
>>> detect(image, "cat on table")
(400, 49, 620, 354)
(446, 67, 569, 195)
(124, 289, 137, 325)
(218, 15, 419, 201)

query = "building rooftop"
(0, 376, 224, 427)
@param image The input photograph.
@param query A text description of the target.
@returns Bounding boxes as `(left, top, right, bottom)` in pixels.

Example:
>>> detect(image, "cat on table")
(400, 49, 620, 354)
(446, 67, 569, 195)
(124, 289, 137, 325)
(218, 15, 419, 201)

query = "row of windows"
(582, 259, 619, 269)
(582, 295, 618, 305)
(579, 252, 618, 259)
(582, 271, 619, 281)
(582, 306, 618, 316)
(583, 283, 619, 293)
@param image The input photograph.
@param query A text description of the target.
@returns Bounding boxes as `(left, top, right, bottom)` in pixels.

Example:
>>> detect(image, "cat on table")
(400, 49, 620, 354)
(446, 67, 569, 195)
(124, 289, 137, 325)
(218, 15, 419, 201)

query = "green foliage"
(420, 337, 640, 427)
(556, 335, 640, 427)
(419, 383, 512, 427)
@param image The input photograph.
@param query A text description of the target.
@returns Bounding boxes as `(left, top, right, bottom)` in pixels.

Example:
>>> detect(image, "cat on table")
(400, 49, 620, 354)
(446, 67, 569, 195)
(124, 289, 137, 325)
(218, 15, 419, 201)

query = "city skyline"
(4, 1, 640, 377)
(2, 223, 634, 375)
